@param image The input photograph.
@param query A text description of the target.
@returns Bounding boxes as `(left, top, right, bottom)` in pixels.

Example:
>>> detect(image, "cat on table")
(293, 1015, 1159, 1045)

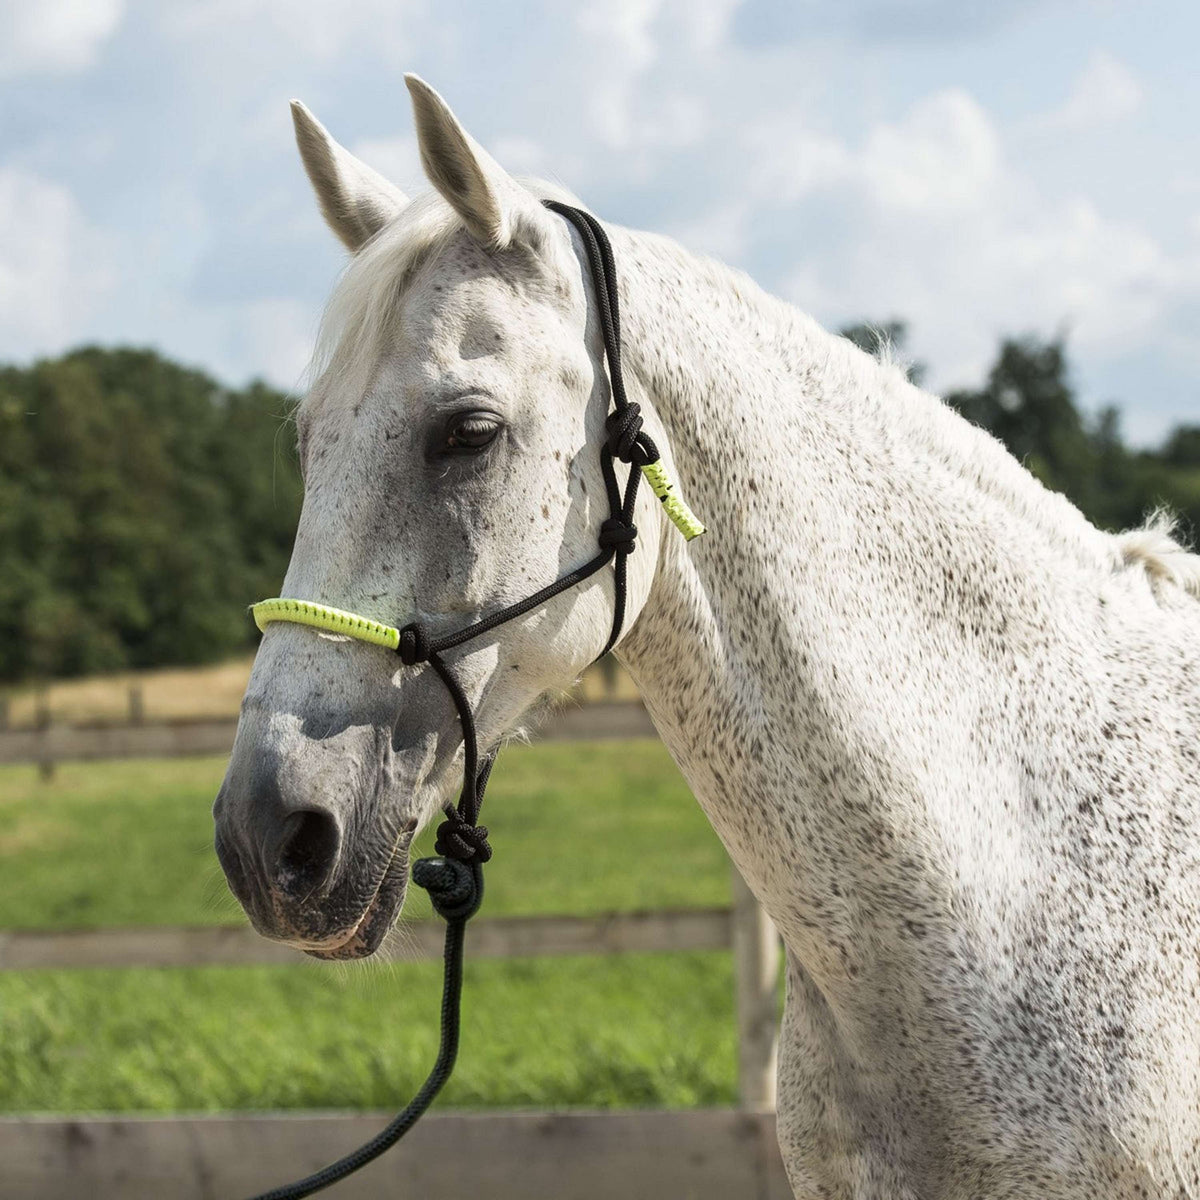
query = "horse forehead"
(402, 267, 558, 361)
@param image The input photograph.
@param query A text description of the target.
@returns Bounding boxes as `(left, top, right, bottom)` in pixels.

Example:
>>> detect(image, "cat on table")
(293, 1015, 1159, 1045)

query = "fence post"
(731, 865, 779, 1111)
(35, 687, 55, 782)
(128, 684, 144, 726)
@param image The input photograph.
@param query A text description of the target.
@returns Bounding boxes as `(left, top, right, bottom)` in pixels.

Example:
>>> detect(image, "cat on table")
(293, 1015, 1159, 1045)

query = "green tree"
(947, 334, 1200, 544)
(0, 347, 302, 682)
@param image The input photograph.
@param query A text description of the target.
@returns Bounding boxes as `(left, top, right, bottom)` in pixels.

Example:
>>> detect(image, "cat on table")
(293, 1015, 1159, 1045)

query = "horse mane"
(1115, 510, 1200, 597)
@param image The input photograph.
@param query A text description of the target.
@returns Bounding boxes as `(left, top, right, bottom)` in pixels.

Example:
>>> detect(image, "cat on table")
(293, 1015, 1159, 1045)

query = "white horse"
(214, 76, 1200, 1198)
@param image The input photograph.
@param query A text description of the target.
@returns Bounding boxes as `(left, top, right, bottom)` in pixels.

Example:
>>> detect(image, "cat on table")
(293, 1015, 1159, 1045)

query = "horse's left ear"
(405, 74, 551, 250)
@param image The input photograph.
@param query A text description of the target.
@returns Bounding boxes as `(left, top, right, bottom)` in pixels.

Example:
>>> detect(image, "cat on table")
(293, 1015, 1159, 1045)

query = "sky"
(1, 0, 1198, 445)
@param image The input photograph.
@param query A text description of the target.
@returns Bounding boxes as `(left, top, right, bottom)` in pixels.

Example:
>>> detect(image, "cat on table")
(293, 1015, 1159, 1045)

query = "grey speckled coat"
(214, 77, 1200, 1198)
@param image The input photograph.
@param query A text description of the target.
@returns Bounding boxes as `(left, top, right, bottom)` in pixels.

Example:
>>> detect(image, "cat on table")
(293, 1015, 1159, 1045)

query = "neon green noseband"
(252, 598, 401, 649)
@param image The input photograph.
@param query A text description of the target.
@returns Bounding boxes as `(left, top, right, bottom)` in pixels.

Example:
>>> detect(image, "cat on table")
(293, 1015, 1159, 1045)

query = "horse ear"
(290, 100, 409, 252)
(405, 74, 548, 249)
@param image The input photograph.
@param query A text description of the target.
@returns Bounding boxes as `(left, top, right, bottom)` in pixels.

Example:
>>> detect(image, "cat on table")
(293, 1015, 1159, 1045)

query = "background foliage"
(0, 347, 301, 681)
(843, 321, 1200, 544)
(1, 334, 1197, 684)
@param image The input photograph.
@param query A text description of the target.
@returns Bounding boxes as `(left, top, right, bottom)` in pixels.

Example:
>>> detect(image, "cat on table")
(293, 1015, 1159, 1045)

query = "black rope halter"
(247, 201, 662, 1199)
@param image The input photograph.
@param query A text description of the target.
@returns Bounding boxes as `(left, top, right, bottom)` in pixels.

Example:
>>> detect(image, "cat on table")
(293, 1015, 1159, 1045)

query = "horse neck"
(609, 226, 1115, 902)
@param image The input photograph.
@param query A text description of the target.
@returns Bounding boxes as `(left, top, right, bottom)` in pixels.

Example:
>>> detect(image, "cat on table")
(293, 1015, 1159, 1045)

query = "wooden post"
(600, 652, 618, 700)
(128, 684, 145, 726)
(35, 686, 55, 782)
(731, 865, 779, 1111)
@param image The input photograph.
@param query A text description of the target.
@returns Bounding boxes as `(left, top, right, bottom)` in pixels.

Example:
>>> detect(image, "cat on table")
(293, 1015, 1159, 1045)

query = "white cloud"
(0, 0, 125, 76)
(573, 0, 729, 153)
(0, 168, 113, 351)
(698, 86, 1187, 391)
(858, 90, 1000, 214)
(349, 135, 420, 194)
(1037, 50, 1144, 133)
(666, 197, 755, 261)
(229, 297, 319, 387)
(158, 0, 420, 62)
(490, 135, 553, 178)
(577, 0, 661, 66)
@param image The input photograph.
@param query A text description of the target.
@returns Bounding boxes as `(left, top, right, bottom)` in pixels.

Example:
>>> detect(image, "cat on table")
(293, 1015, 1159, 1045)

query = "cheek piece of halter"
(242, 201, 704, 1200)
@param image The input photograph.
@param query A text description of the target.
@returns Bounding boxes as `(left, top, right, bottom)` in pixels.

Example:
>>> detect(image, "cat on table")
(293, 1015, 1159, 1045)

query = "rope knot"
(435, 808, 493, 864)
(397, 623, 429, 666)
(599, 517, 638, 555)
(605, 405, 650, 465)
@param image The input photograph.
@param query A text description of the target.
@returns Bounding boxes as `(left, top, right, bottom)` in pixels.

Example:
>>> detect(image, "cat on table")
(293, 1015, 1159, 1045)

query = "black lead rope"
(246, 201, 655, 1199)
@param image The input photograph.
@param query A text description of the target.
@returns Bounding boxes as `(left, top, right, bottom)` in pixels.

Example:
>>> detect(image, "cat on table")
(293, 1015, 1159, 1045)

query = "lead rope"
(245, 201, 655, 1199)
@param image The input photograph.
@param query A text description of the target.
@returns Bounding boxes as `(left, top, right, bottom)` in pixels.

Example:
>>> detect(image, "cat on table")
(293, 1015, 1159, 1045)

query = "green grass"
(0, 740, 729, 930)
(0, 953, 737, 1114)
(0, 742, 741, 1114)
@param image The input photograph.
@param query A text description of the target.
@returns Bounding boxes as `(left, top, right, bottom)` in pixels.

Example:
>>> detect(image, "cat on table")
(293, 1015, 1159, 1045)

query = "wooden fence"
(0, 701, 657, 773)
(2, 875, 783, 1199)
(1, 699, 787, 1196)
(1, 1108, 793, 1199)
(0, 870, 780, 1109)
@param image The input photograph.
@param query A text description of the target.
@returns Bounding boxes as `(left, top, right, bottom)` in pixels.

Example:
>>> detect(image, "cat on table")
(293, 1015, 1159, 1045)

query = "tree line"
(0, 347, 302, 681)
(1, 337, 1196, 682)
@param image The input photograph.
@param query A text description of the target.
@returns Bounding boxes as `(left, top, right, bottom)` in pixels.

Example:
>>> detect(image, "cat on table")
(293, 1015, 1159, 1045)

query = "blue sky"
(2, 0, 1198, 444)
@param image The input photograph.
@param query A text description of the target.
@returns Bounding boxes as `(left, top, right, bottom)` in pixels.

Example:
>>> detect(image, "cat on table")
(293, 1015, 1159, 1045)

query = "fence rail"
(1, 1108, 793, 1200)
(0, 907, 733, 971)
(0, 701, 657, 770)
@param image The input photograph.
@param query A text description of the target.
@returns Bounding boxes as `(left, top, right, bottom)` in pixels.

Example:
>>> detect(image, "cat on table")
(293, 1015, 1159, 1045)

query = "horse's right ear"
(290, 100, 409, 252)
(405, 74, 552, 251)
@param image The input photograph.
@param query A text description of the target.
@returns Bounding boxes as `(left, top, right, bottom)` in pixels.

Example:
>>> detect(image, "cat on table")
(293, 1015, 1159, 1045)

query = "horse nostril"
(274, 808, 342, 897)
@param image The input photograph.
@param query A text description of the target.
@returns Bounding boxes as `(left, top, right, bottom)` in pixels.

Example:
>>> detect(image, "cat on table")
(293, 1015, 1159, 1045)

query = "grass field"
(0, 954, 738, 1113)
(0, 741, 744, 1114)
(0, 741, 727, 930)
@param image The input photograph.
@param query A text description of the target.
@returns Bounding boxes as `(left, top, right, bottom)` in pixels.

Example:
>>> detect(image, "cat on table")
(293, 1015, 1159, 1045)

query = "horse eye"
(443, 412, 502, 455)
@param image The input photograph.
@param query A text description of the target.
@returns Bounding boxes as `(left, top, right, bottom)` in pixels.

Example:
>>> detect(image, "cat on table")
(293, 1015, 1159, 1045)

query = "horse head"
(212, 78, 665, 959)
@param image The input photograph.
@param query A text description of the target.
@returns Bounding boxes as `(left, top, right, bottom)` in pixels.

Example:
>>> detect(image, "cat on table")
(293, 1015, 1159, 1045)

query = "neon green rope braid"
(251, 598, 401, 650)
(641, 459, 706, 541)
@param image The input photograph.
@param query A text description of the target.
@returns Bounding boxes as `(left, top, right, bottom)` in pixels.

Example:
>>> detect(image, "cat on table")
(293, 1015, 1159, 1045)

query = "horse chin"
(303, 856, 410, 962)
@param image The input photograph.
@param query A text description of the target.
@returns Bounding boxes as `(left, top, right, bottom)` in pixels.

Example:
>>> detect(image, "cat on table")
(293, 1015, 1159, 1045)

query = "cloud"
(857, 89, 1000, 214)
(732, 0, 1058, 46)
(0, 0, 125, 76)
(0, 0, 1194, 447)
(1037, 50, 1144, 132)
(157, 0, 420, 62)
(681, 86, 1186, 396)
(573, 0, 733, 154)
(0, 167, 114, 351)
(349, 135, 421, 194)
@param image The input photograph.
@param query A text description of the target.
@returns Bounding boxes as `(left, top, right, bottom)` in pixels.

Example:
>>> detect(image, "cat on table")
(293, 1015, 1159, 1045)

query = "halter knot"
(599, 517, 638, 555)
(397, 623, 430, 666)
(605, 404, 652, 466)
(435, 808, 493, 864)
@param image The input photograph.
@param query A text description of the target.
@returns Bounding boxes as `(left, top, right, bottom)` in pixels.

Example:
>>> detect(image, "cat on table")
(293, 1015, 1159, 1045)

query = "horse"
(213, 75, 1200, 1198)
